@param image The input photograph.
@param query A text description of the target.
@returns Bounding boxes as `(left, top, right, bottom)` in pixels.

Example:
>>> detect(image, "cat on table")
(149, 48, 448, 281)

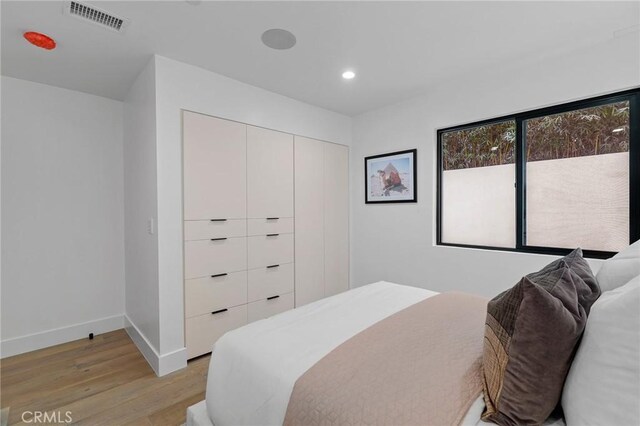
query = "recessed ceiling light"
(261, 29, 296, 50)
(342, 70, 356, 80)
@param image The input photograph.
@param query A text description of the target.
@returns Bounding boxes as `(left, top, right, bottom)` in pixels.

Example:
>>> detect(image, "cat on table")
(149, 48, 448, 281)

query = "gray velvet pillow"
(482, 251, 600, 425)
(536, 248, 600, 314)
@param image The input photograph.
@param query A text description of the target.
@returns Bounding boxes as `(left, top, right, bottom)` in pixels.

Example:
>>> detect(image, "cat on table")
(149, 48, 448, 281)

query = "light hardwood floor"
(0, 330, 209, 425)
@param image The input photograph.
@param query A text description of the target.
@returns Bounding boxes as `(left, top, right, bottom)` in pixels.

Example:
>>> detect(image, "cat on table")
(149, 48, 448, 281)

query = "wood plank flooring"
(0, 330, 209, 425)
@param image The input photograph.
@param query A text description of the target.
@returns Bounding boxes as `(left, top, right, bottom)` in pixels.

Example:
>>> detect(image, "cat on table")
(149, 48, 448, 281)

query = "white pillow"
(562, 276, 640, 426)
(596, 240, 640, 292)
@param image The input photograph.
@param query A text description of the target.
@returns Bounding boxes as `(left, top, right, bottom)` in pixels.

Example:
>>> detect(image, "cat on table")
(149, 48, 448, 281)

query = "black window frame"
(436, 88, 640, 259)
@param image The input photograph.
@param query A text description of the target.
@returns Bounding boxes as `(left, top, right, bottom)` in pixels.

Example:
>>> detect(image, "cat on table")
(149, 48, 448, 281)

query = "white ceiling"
(2, 1, 638, 116)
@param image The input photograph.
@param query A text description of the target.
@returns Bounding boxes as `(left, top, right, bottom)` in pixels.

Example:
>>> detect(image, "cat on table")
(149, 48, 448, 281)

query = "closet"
(294, 137, 349, 307)
(245, 125, 295, 323)
(183, 112, 249, 359)
(182, 111, 348, 359)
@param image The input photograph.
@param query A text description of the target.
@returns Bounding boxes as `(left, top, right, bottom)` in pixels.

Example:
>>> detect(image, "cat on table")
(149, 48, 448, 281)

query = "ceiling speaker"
(261, 29, 296, 50)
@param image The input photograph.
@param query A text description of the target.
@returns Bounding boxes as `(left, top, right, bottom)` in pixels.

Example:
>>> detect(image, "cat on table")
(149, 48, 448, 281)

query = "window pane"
(441, 120, 516, 247)
(525, 101, 629, 252)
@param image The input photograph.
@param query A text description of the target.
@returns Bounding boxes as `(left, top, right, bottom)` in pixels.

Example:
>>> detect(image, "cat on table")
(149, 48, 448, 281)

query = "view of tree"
(442, 101, 629, 170)
(442, 121, 515, 170)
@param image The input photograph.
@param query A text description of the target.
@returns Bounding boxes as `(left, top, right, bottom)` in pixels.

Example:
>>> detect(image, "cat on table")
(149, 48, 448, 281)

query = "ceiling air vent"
(64, 1, 129, 33)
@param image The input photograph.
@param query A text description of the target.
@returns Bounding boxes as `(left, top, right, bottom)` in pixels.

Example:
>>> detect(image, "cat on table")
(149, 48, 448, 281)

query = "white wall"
(442, 163, 515, 248)
(122, 59, 162, 371)
(442, 153, 629, 252)
(351, 34, 639, 297)
(1, 77, 125, 357)
(128, 55, 351, 375)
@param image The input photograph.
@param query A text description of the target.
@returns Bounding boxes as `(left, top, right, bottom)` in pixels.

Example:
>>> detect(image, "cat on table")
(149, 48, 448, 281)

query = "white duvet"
(203, 281, 562, 426)
(206, 281, 436, 425)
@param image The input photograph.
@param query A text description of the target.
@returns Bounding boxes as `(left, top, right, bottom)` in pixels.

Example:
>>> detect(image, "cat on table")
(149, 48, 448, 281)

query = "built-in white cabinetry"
(247, 292, 295, 323)
(183, 111, 348, 359)
(293, 137, 326, 306)
(247, 126, 294, 219)
(185, 271, 248, 318)
(248, 234, 294, 269)
(323, 143, 350, 298)
(185, 305, 247, 360)
(184, 237, 247, 279)
(294, 136, 350, 306)
(183, 112, 246, 220)
(183, 112, 249, 359)
(245, 125, 295, 326)
(247, 218, 294, 236)
(247, 263, 294, 302)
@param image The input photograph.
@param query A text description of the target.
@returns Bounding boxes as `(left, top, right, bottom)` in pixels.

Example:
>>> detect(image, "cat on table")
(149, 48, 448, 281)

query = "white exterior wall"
(442, 163, 516, 248)
(442, 153, 629, 252)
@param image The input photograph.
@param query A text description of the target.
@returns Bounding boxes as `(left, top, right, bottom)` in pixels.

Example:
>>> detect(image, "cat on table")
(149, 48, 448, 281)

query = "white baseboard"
(123, 315, 187, 377)
(123, 315, 160, 374)
(0, 314, 124, 358)
(159, 346, 187, 376)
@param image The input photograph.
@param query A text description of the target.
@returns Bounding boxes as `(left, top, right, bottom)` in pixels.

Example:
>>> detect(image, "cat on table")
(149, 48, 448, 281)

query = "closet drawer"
(184, 237, 246, 279)
(185, 271, 248, 318)
(247, 292, 294, 323)
(248, 263, 294, 303)
(186, 305, 247, 359)
(247, 218, 293, 236)
(184, 219, 246, 241)
(248, 234, 294, 269)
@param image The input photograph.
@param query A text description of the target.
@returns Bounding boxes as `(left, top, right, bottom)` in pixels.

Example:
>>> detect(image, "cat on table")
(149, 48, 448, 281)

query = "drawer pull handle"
(267, 264, 280, 269)
(211, 308, 228, 315)
(266, 233, 279, 237)
(267, 295, 280, 301)
(266, 217, 279, 220)
(210, 238, 227, 241)
(210, 219, 227, 222)
(211, 273, 228, 278)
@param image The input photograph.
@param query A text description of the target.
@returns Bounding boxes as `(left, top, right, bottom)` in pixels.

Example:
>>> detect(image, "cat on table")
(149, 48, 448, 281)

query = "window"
(440, 120, 516, 248)
(437, 89, 639, 258)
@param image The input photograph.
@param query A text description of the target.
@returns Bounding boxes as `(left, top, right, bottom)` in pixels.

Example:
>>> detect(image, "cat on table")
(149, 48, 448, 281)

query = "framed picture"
(365, 149, 417, 203)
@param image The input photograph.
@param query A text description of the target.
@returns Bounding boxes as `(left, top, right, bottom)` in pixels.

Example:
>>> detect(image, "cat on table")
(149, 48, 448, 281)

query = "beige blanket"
(284, 291, 488, 426)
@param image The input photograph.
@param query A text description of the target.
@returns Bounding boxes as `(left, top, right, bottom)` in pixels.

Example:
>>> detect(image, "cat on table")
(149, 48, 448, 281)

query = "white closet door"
(324, 143, 349, 297)
(294, 136, 325, 306)
(247, 126, 294, 219)
(183, 111, 247, 220)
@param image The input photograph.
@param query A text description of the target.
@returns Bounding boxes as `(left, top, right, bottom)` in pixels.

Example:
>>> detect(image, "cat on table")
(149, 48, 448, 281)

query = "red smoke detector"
(23, 32, 56, 50)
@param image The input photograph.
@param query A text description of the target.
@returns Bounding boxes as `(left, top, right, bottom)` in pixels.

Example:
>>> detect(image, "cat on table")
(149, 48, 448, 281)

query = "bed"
(186, 281, 566, 426)
(187, 241, 640, 426)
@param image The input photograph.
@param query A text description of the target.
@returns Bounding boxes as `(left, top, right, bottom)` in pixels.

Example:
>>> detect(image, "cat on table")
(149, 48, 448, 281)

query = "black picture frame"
(364, 149, 417, 204)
